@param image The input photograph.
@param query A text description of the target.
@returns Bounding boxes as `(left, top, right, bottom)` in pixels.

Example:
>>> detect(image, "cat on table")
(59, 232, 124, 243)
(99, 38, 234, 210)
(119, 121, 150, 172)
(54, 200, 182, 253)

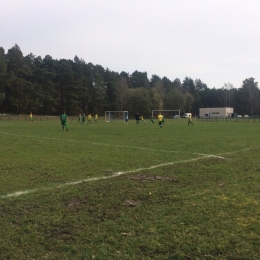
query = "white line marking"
(3, 133, 260, 156)
(193, 153, 228, 159)
(1, 155, 223, 199)
(1, 132, 222, 157)
(2, 133, 183, 153)
(221, 147, 260, 155)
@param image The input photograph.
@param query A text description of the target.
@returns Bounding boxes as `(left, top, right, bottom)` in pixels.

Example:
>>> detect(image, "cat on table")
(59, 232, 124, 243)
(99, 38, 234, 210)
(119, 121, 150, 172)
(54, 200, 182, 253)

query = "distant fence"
(1, 115, 259, 122)
(0, 115, 60, 121)
(0, 115, 104, 121)
(196, 116, 260, 122)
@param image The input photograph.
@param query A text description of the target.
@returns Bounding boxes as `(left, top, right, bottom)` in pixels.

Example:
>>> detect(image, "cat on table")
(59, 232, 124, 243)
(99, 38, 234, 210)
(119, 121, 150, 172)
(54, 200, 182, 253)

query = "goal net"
(151, 110, 180, 119)
(105, 111, 129, 123)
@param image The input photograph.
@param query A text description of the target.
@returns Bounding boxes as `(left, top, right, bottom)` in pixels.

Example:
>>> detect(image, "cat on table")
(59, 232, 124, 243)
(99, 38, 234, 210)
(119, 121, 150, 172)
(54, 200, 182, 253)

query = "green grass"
(0, 118, 260, 259)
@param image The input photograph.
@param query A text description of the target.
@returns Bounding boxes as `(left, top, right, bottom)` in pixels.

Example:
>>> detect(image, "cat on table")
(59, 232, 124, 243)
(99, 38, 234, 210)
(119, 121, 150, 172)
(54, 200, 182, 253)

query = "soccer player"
(60, 111, 69, 131)
(140, 115, 146, 124)
(135, 112, 140, 124)
(82, 113, 86, 124)
(29, 112, 34, 123)
(158, 112, 163, 128)
(188, 115, 193, 126)
(95, 113, 98, 123)
(87, 113, 92, 126)
(78, 114, 82, 123)
(150, 116, 155, 123)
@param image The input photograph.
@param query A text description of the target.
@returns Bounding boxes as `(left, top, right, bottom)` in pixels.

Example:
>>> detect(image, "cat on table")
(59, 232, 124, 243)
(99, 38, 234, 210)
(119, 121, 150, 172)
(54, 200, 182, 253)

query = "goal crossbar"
(105, 111, 128, 123)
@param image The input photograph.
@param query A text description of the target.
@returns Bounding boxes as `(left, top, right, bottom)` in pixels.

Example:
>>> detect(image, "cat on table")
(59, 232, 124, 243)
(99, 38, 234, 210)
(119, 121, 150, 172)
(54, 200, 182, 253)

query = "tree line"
(0, 44, 259, 117)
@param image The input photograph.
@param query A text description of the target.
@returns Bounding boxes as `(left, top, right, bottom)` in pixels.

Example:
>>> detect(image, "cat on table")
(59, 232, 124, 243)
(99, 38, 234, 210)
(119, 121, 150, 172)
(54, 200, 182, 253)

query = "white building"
(199, 107, 234, 117)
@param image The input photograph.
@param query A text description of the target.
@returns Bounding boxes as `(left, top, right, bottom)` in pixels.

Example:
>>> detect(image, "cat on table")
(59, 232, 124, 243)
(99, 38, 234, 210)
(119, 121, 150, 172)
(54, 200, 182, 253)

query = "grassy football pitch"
(0, 118, 260, 259)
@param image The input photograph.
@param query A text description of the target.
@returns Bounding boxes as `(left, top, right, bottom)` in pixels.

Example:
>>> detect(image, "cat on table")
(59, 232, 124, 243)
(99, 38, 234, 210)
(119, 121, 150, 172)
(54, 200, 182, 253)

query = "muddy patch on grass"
(64, 197, 89, 209)
(101, 169, 116, 176)
(123, 200, 142, 207)
(50, 228, 74, 241)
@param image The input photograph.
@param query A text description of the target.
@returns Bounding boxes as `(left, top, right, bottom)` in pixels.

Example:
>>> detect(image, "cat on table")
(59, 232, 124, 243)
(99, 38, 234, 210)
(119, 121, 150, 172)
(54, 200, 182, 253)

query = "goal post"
(151, 110, 180, 119)
(105, 111, 129, 123)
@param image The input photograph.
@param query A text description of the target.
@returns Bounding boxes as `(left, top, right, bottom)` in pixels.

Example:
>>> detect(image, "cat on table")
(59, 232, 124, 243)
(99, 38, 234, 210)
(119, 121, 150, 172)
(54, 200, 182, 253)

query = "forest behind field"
(0, 44, 259, 116)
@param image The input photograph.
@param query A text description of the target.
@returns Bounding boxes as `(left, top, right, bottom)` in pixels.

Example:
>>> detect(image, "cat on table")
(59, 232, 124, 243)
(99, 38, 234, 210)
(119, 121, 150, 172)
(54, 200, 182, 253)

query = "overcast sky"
(1, 0, 260, 89)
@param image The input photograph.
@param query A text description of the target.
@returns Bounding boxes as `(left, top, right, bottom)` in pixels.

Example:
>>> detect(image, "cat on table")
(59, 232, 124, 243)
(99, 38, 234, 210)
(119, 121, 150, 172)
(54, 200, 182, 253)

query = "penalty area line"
(221, 147, 260, 155)
(1, 155, 225, 200)
(192, 153, 228, 159)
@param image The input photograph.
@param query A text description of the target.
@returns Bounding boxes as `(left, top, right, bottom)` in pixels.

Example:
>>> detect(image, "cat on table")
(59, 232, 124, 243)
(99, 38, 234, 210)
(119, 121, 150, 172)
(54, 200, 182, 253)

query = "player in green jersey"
(150, 116, 155, 123)
(60, 111, 69, 131)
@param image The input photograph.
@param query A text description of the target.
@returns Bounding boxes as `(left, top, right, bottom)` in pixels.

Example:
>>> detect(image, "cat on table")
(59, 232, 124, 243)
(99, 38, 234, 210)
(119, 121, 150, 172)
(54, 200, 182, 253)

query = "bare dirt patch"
(123, 200, 142, 207)
(65, 197, 89, 209)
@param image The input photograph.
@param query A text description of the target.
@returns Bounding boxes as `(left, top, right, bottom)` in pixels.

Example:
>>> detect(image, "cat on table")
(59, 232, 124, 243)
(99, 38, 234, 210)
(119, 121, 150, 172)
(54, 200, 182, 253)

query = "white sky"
(1, 0, 260, 88)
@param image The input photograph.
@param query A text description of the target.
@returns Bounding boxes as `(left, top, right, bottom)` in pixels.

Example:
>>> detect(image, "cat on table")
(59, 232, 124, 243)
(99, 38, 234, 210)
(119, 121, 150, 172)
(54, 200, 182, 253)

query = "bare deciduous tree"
(221, 82, 234, 107)
(115, 76, 129, 110)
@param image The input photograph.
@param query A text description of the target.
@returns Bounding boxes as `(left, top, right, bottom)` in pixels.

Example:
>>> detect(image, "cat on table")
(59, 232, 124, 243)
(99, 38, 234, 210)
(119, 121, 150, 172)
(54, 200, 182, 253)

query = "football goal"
(105, 111, 129, 123)
(151, 110, 180, 119)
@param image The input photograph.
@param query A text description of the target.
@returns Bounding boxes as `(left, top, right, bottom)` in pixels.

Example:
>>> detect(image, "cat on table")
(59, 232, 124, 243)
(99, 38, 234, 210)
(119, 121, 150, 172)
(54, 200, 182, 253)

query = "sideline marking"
(1, 155, 224, 199)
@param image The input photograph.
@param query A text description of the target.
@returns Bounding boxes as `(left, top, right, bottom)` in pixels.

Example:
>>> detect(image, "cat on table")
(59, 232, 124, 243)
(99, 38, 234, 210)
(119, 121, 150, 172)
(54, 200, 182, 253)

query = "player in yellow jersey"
(87, 113, 92, 126)
(29, 112, 34, 123)
(188, 115, 193, 126)
(140, 115, 146, 124)
(158, 113, 163, 128)
(95, 113, 98, 123)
